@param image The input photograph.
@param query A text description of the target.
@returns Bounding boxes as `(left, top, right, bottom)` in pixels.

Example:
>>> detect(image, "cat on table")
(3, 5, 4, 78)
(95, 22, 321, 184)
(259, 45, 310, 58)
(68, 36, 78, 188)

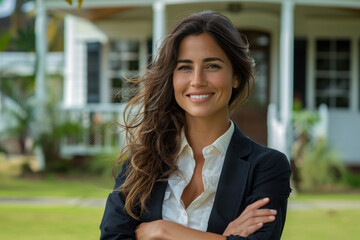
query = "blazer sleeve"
(99, 162, 140, 240)
(227, 150, 291, 240)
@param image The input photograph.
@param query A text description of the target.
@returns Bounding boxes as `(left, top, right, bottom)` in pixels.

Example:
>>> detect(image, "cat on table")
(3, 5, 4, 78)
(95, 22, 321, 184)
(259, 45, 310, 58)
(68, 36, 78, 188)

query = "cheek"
(213, 74, 234, 92)
(172, 76, 182, 104)
(172, 74, 185, 94)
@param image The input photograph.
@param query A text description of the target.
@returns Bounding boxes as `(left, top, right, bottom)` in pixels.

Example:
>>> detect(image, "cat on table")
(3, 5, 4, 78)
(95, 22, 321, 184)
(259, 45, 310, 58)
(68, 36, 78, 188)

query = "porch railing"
(60, 103, 126, 157)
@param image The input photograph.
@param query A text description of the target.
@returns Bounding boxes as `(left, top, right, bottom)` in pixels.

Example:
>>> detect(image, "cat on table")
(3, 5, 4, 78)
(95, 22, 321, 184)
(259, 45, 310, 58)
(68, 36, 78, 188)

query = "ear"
(233, 77, 239, 88)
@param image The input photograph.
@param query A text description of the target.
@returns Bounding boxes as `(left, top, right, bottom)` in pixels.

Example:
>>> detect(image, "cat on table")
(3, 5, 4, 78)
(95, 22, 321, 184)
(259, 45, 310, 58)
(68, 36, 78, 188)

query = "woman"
(100, 11, 291, 240)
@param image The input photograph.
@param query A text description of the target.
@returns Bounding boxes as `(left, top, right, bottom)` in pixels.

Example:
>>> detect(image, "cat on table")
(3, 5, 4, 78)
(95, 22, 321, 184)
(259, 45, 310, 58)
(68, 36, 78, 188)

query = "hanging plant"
(65, 0, 83, 10)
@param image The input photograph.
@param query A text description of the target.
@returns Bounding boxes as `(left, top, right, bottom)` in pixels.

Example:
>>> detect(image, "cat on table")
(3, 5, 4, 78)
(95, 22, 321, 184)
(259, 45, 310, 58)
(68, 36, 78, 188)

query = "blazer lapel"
(142, 180, 167, 221)
(207, 125, 252, 233)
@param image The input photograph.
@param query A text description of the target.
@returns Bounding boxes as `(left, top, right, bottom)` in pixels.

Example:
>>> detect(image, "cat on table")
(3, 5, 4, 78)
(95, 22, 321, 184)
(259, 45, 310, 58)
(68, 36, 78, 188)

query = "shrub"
(87, 150, 122, 178)
(342, 171, 360, 188)
(299, 138, 345, 192)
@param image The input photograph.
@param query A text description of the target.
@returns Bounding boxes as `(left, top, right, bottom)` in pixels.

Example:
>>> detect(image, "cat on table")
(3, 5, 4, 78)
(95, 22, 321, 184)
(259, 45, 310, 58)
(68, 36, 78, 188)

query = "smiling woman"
(100, 11, 291, 240)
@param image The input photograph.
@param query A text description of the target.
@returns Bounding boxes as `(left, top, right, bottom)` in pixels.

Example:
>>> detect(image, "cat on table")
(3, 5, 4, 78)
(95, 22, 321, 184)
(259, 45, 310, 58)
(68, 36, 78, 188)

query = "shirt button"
(181, 213, 188, 223)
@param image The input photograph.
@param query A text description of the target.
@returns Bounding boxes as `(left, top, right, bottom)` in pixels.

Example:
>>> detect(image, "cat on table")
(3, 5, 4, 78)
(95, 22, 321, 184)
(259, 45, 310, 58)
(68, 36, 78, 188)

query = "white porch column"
(279, 0, 294, 158)
(152, 0, 166, 56)
(35, 0, 47, 170)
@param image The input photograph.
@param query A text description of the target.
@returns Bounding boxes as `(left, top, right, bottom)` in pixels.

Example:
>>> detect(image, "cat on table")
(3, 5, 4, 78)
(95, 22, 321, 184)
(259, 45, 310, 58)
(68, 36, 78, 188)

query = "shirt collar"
(211, 121, 234, 155)
(178, 121, 235, 156)
(178, 130, 190, 156)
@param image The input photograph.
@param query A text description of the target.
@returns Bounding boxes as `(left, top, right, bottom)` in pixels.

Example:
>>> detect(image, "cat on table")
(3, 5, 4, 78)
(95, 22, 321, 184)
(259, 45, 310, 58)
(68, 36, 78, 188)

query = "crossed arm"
(100, 151, 291, 239)
(136, 197, 277, 240)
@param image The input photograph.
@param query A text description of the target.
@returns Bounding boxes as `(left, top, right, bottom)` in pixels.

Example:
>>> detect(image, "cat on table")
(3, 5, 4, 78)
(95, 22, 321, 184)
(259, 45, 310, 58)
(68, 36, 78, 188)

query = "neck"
(185, 114, 230, 157)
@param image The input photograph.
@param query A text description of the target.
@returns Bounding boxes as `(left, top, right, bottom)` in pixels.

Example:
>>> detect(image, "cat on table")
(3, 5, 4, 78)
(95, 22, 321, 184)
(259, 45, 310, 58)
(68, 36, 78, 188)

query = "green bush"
(87, 150, 122, 178)
(342, 171, 360, 188)
(299, 138, 345, 192)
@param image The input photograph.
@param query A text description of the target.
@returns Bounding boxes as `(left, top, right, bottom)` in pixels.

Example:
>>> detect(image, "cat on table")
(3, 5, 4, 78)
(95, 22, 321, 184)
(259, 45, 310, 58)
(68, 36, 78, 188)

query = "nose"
(190, 68, 207, 87)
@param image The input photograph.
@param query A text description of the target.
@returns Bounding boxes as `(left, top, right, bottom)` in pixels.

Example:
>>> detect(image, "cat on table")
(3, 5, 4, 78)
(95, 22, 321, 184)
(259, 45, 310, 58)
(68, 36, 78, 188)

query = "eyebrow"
(177, 57, 225, 64)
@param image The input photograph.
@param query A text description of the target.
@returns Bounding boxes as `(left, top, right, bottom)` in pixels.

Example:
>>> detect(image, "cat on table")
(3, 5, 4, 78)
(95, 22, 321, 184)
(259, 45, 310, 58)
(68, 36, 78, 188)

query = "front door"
(231, 30, 270, 146)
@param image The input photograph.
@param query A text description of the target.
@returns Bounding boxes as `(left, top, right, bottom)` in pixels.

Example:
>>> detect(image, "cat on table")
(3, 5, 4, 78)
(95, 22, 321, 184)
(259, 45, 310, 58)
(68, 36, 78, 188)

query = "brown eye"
(206, 64, 221, 69)
(177, 65, 192, 71)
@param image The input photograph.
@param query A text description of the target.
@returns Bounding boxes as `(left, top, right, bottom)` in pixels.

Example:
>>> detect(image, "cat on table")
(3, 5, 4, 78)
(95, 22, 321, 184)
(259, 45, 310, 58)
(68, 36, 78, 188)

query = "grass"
(283, 209, 360, 240)
(289, 192, 360, 202)
(2, 173, 360, 201)
(0, 205, 104, 240)
(0, 205, 360, 240)
(1, 157, 360, 239)
(0, 175, 114, 199)
(0, 154, 118, 199)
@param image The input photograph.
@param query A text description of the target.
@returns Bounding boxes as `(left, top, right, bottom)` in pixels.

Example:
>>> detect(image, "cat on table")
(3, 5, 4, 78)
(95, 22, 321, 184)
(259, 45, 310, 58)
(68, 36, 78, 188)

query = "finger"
(234, 207, 276, 224)
(251, 209, 277, 217)
(235, 214, 276, 230)
(232, 215, 276, 237)
(240, 222, 264, 237)
(232, 209, 277, 229)
(229, 222, 264, 238)
(244, 198, 270, 212)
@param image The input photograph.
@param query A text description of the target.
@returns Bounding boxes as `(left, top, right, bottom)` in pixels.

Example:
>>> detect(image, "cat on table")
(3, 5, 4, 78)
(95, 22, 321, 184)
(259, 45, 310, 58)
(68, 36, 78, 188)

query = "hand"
(223, 198, 277, 237)
(136, 220, 176, 240)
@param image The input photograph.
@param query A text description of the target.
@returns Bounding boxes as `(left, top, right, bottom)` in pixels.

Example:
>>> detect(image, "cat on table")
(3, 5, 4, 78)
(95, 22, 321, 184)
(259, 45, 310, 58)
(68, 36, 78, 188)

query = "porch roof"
(44, 0, 360, 9)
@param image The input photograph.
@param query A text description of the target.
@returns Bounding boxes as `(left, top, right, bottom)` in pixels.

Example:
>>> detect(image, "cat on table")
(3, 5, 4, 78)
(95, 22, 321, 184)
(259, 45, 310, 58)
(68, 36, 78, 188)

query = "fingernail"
(258, 222, 263, 226)
(271, 209, 277, 214)
(263, 198, 269, 201)
(269, 216, 275, 220)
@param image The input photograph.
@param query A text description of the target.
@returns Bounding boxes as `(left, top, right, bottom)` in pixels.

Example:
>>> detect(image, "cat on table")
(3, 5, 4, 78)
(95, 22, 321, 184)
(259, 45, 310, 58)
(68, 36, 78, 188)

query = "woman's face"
(173, 33, 238, 121)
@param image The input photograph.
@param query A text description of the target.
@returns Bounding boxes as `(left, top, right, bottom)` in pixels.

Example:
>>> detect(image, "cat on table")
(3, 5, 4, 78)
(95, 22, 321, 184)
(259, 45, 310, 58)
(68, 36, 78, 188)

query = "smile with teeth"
(189, 94, 212, 99)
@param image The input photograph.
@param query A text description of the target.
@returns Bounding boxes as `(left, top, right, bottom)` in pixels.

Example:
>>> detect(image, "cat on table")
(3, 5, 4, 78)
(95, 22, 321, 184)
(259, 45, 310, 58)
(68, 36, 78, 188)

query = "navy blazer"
(100, 125, 291, 240)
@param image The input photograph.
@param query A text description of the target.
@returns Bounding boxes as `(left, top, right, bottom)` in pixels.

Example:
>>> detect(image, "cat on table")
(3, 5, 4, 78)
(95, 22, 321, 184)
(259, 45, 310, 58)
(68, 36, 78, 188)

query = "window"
(109, 40, 140, 103)
(315, 39, 351, 108)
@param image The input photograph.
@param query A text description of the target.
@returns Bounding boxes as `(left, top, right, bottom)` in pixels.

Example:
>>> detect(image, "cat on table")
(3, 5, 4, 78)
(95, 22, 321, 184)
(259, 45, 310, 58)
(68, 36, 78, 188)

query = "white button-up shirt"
(162, 122, 234, 231)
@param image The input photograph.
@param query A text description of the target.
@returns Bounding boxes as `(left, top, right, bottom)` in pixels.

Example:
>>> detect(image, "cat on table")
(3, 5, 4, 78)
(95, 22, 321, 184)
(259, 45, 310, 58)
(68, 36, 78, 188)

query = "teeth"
(189, 94, 211, 99)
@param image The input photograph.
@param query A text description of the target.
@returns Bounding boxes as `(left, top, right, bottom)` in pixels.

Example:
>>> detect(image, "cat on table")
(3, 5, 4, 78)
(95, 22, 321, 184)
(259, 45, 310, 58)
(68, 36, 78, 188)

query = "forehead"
(177, 33, 229, 61)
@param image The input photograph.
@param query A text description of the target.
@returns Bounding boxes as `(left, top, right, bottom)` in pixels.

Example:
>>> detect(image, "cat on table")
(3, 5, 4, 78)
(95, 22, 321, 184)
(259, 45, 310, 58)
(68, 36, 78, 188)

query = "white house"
(39, 0, 360, 167)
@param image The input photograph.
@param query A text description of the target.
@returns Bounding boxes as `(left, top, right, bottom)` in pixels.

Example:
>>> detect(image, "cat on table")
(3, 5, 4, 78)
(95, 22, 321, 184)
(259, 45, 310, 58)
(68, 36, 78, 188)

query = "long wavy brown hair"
(116, 11, 255, 219)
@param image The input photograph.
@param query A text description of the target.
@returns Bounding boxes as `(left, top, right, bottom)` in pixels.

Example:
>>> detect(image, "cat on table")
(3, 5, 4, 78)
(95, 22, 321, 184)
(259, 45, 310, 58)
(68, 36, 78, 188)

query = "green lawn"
(283, 209, 360, 240)
(0, 175, 114, 198)
(0, 205, 104, 240)
(0, 205, 360, 240)
(289, 192, 360, 202)
(1, 168, 360, 239)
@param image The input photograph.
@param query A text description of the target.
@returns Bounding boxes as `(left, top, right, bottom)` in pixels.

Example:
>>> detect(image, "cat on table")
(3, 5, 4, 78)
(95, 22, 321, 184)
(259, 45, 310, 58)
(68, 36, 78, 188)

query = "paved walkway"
(288, 200, 360, 210)
(1, 197, 360, 210)
(0, 197, 106, 207)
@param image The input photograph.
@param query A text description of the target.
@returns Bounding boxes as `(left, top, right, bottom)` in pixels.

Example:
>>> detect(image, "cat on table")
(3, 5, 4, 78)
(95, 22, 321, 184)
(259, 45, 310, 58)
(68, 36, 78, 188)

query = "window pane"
(112, 78, 122, 88)
(129, 60, 139, 71)
(336, 97, 349, 108)
(317, 40, 331, 52)
(336, 40, 350, 52)
(317, 58, 332, 70)
(110, 60, 122, 70)
(316, 96, 330, 107)
(336, 58, 350, 71)
(112, 90, 121, 103)
(336, 78, 349, 90)
(316, 78, 330, 90)
(128, 41, 140, 52)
